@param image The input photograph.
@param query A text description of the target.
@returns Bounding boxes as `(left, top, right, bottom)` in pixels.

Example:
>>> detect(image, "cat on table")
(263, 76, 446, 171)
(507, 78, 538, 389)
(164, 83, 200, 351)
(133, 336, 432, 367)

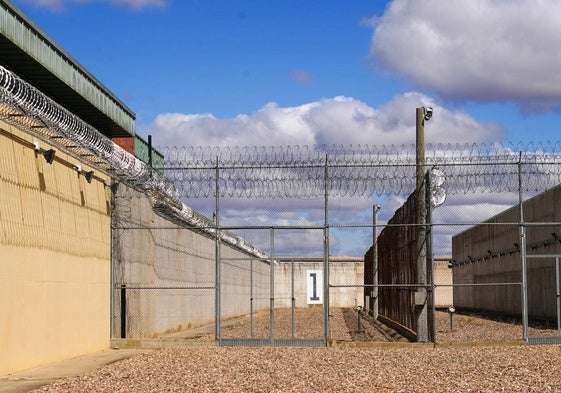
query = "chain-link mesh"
(5, 58, 561, 345)
(115, 287, 215, 339)
(113, 157, 561, 345)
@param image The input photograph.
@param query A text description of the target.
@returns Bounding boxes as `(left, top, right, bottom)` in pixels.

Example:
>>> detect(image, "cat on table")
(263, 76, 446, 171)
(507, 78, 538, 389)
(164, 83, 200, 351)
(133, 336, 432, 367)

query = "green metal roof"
(135, 134, 165, 169)
(0, 0, 136, 138)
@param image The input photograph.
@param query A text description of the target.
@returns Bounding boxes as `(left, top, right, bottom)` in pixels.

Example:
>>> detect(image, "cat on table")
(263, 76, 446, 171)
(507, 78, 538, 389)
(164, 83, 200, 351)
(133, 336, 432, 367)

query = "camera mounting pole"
(415, 107, 431, 343)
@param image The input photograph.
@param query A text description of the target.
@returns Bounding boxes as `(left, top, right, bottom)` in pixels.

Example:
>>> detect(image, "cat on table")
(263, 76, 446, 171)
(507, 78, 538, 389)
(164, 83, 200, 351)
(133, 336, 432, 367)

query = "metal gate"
(217, 228, 328, 347)
(526, 254, 561, 344)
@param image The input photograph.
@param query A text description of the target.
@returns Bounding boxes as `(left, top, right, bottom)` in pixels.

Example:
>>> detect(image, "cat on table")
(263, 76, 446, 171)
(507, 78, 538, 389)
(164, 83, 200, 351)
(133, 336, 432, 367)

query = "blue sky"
(13, 1, 387, 123)
(10, 0, 561, 256)
(13, 0, 561, 146)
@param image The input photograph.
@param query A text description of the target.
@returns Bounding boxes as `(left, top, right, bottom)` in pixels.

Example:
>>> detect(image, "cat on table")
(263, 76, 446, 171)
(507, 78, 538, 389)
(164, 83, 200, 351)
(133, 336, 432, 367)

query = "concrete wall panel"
(113, 184, 365, 339)
(452, 185, 561, 320)
(0, 121, 111, 375)
(113, 185, 273, 338)
(273, 260, 363, 309)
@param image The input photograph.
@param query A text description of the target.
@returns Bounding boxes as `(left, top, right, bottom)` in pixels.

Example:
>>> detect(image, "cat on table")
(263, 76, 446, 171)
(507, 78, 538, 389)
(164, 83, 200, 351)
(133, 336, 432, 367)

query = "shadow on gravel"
(341, 308, 408, 342)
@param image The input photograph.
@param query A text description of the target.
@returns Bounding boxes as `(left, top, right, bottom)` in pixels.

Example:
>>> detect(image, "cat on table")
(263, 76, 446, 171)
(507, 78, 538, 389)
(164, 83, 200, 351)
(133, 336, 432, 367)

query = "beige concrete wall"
(112, 184, 271, 338)
(452, 185, 561, 319)
(274, 259, 363, 309)
(113, 185, 366, 338)
(0, 121, 111, 375)
(328, 260, 364, 308)
(434, 260, 453, 308)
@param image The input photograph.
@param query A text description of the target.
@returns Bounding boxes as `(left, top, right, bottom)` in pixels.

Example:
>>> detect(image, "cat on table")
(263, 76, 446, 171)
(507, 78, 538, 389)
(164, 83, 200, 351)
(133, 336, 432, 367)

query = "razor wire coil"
(2, 64, 561, 200)
(159, 144, 561, 198)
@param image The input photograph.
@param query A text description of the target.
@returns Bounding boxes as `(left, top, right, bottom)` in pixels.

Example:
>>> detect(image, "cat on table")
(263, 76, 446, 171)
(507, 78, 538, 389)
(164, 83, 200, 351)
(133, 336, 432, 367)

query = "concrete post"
(416, 107, 428, 342)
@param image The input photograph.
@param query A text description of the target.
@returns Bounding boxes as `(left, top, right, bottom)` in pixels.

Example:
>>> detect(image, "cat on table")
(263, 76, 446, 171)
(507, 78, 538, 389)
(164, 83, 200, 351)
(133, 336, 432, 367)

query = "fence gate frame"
(216, 227, 329, 347)
(213, 157, 330, 347)
(526, 254, 561, 345)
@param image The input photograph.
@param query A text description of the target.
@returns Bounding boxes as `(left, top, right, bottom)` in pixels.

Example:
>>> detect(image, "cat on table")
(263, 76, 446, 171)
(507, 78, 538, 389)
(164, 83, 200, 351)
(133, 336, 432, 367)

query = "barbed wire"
(159, 144, 561, 198)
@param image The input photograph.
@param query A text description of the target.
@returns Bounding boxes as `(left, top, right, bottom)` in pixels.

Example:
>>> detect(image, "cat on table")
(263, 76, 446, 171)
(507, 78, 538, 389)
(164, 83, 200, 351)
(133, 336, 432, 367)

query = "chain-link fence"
(3, 63, 561, 345)
(111, 143, 561, 346)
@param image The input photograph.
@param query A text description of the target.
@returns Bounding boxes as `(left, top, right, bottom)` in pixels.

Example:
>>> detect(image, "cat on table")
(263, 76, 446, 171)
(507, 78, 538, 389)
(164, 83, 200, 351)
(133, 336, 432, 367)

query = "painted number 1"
(310, 272, 320, 301)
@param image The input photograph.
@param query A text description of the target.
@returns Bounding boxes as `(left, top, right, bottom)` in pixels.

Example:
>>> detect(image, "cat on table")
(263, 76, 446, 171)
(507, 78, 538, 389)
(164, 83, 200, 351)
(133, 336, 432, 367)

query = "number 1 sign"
(306, 270, 323, 304)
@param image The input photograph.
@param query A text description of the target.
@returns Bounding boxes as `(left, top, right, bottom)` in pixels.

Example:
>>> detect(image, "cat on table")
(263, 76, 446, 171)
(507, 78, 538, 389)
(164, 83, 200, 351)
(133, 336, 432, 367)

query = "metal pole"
(373, 204, 380, 320)
(291, 258, 295, 339)
(426, 171, 436, 342)
(555, 257, 561, 336)
(518, 153, 528, 341)
(416, 107, 428, 343)
(215, 157, 221, 341)
(250, 258, 254, 339)
(270, 227, 275, 345)
(147, 134, 153, 168)
(323, 154, 330, 344)
(120, 284, 126, 338)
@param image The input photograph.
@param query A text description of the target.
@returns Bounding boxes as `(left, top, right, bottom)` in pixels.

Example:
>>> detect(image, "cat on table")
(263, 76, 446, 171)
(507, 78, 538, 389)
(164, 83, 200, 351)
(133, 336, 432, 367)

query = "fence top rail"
(525, 254, 561, 259)
(219, 256, 360, 262)
(113, 221, 561, 231)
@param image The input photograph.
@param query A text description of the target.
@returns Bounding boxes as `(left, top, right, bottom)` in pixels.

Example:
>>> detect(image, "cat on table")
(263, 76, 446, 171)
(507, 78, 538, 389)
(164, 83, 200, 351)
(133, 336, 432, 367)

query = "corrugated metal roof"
(0, 0, 136, 137)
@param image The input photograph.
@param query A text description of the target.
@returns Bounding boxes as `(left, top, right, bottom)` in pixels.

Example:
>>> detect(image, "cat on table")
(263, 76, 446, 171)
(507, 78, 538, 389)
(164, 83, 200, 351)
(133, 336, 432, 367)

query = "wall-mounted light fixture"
(83, 170, 94, 184)
(76, 165, 94, 183)
(42, 149, 56, 164)
(33, 141, 56, 165)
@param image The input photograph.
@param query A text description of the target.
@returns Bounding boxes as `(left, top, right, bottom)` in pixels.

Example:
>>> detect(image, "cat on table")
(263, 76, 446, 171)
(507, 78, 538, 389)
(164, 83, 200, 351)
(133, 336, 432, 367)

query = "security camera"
(423, 107, 433, 121)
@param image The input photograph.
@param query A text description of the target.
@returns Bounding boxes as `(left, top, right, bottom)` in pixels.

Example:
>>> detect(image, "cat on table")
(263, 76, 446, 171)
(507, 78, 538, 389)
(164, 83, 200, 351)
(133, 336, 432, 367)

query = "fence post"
(291, 258, 295, 339)
(120, 284, 126, 339)
(270, 227, 275, 345)
(426, 171, 436, 342)
(518, 153, 529, 341)
(323, 155, 330, 344)
(215, 157, 221, 341)
(372, 204, 380, 320)
(250, 258, 254, 339)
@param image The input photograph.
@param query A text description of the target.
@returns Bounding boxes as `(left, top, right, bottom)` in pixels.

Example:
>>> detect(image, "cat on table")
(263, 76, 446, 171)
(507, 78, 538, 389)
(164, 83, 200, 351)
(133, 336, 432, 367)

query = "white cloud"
(144, 95, 511, 256)
(369, 0, 561, 110)
(17, 0, 166, 12)
(145, 92, 504, 148)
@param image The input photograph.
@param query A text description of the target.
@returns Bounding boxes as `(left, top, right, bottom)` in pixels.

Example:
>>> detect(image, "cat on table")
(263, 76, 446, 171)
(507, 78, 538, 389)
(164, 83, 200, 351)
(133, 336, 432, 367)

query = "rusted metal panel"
(377, 192, 418, 335)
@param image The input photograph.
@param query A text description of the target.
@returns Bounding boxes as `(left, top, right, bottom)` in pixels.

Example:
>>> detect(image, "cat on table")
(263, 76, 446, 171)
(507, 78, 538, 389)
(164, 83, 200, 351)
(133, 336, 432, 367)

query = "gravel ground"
(217, 306, 556, 343)
(32, 345, 561, 392)
(31, 308, 561, 392)
(218, 306, 389, 342)
(434, 310, 557, 343)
